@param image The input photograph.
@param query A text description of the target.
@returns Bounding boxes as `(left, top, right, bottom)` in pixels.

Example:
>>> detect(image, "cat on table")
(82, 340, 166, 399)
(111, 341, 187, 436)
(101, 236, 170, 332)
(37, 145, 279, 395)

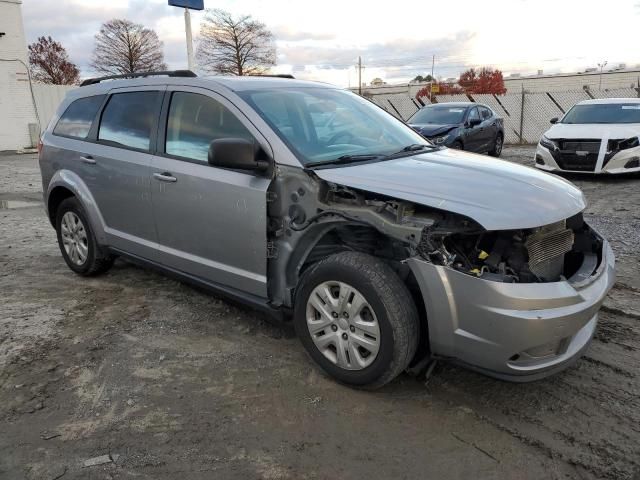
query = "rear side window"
(98, 91, 161, 151)
(53, 95, 104, 139)
(165, 92, 253, 163)
(479, 106, 492, 120)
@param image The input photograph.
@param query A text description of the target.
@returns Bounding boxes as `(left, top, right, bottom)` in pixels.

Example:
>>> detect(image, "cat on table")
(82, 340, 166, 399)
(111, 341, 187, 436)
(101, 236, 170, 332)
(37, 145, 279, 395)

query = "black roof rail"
(80, 70, 197, 87)
(248, 74, 295, 79)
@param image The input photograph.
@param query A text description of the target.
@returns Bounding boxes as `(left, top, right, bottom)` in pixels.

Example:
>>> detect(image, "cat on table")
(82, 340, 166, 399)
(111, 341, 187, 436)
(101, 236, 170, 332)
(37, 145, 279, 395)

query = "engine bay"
(312, 184, 602, 284)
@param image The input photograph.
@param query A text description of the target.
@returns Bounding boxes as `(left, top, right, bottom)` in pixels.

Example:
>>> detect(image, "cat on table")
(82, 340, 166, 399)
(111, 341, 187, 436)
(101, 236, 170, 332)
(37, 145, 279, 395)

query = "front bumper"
(535, 143, 640, 174)
(407, 239, 615, 381)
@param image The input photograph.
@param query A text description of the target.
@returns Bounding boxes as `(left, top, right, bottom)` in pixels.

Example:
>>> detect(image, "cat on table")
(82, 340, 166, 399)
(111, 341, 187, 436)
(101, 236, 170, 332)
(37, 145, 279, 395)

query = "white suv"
(535, 98, 640, 174)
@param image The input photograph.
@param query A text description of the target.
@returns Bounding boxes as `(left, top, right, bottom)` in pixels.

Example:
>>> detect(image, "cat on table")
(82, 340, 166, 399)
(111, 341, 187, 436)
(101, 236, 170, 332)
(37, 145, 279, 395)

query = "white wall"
(0, 0, 39, 151)
(504, 69, 640, 93)
(32, 83, 74, 130)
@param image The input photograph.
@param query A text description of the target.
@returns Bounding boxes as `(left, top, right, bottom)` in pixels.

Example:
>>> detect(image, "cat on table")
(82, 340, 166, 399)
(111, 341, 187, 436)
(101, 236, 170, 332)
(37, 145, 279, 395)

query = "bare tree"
(28, 36, 80, 85)
(197, 9, 276, 76)
(91, 19, 167, 75)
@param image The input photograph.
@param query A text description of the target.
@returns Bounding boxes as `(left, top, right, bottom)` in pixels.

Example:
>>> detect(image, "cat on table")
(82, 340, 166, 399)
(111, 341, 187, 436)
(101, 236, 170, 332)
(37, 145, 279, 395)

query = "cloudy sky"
(22, 0, 639, 86)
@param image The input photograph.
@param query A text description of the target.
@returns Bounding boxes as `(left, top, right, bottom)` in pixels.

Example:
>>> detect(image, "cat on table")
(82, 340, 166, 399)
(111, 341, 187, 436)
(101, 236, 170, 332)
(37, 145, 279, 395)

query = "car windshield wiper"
(401, 144, 438, 153)
(306, 154, 384, 168)
(383, 144, 439, 158)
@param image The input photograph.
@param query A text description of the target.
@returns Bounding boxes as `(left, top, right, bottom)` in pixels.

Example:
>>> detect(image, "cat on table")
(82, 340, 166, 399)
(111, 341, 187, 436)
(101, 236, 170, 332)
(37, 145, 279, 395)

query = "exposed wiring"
(289, 210, 372, 231)
(0, 58, 42, 132)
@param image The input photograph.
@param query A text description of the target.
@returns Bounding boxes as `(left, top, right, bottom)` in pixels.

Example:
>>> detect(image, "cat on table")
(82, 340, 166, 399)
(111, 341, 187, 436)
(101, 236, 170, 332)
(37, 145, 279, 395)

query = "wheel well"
(47, 186, 74, 226)
(295, 224, 430, 357)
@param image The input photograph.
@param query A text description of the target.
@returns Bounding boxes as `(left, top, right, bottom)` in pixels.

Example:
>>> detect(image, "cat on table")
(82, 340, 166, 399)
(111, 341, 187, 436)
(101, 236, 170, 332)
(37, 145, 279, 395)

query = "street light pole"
(598, 60, 608, 91)
(184, 7, 195, 71)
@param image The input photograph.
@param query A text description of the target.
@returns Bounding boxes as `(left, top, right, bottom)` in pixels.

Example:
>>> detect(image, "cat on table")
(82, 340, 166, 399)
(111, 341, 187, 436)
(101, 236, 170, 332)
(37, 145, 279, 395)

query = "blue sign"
(168, 0, 204, 10)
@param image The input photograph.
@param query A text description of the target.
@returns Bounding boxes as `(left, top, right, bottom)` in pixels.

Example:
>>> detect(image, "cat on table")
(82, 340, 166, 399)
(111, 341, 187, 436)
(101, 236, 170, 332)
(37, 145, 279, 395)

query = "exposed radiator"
(525, 221, 574, 281)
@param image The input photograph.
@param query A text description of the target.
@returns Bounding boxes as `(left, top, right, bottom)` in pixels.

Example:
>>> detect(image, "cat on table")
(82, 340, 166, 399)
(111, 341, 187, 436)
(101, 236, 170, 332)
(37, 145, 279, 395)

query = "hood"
(409, 123, 459, 137)
(314, 148, 586, 231)
(546, 122, 640, 140)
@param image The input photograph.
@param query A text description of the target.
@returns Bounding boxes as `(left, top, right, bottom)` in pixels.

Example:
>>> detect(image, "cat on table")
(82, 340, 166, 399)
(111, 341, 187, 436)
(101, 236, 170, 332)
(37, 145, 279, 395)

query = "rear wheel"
(55, 197, 113, 276)
(489, 133, 503, 157)
(294, 252, 419, 389)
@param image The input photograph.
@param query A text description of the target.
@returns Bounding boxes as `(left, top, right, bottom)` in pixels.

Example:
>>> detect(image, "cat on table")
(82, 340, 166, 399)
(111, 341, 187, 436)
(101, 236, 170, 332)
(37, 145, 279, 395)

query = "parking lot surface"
(1, 148, 639, 480)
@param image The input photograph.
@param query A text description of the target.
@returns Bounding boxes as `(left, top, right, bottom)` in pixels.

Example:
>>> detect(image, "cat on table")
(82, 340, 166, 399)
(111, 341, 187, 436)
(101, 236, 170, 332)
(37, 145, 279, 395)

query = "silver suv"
(39, 71, 615, 388)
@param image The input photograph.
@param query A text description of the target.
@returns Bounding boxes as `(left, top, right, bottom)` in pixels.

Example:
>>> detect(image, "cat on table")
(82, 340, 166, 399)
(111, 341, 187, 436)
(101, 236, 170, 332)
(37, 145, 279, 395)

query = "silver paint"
(314, 147, 586, 231)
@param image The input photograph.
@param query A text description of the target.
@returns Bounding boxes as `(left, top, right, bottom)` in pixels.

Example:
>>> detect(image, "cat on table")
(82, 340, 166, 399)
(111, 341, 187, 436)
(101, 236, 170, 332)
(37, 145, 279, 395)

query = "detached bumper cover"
(407, 240, 615, 381)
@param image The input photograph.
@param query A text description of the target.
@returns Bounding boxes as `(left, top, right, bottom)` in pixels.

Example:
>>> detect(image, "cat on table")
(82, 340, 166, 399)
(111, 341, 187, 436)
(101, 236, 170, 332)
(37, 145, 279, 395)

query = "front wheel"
(450, 140, 463, 150)
(294, 252, 419, 389)
(489, 134, 503, 157)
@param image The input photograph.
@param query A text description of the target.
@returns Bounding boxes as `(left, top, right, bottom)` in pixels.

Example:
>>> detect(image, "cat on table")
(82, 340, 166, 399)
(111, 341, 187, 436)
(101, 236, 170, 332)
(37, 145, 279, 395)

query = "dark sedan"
(408, 102, 504, 157)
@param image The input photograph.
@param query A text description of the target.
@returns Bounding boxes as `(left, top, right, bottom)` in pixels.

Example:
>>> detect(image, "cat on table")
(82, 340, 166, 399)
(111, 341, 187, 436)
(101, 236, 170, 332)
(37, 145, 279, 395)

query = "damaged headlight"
(432, 135, 449, 144)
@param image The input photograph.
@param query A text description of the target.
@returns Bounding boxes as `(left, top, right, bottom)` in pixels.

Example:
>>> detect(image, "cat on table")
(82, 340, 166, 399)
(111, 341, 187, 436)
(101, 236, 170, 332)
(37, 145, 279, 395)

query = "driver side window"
(467, 107, 480, 123)
(165, 92, 253, 163)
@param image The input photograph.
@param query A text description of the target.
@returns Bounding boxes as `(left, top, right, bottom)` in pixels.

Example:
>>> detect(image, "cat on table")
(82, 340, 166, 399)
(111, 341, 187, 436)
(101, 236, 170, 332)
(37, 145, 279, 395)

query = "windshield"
(409, 106, 467, 124)
(238, 88, 430, 166)
(562, 103, 640, 124)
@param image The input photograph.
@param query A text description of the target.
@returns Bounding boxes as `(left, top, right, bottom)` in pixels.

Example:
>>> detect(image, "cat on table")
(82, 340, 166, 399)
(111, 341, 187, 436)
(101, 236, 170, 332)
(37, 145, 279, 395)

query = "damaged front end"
(408, 214, 614, 381)
(267, 166, 615, 381)
(418, 211, 603, 285)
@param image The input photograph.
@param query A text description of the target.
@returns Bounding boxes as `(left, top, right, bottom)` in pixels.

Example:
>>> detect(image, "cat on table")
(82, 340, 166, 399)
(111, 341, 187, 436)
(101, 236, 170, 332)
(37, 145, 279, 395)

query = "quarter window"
(53, 95, 105, 139)
(165, 92, 253, 163)
(98, 92, 161, 151)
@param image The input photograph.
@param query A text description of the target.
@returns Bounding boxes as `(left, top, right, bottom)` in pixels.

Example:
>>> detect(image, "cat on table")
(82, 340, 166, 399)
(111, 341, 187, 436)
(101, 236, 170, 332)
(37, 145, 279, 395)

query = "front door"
(462, 107, 484, 152)
(150, 87, 272, 298)
(477, 106, 497, 152)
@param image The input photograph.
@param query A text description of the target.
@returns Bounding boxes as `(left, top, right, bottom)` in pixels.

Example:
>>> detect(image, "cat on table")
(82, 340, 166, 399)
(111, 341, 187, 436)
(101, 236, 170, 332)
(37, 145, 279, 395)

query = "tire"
(489, 133, 503, 157)
(55, 197, 113, 276)
(451, 140, 463, 150)
(294, 252, 419, 389)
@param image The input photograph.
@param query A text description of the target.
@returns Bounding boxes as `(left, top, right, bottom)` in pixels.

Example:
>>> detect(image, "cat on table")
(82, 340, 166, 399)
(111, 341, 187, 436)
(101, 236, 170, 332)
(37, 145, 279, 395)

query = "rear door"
(85, 87, 164, 258)
(149, 86, 272, 297)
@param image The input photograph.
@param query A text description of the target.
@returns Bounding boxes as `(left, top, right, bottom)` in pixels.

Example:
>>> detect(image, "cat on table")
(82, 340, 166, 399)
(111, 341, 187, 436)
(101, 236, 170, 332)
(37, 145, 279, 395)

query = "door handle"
(80, 155, 95, 164)
(153, 172, 177, 183)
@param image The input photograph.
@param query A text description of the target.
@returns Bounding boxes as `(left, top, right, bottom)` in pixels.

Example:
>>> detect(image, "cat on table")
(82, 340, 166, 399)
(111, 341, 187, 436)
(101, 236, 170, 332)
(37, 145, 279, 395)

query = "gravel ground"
(1, 148, 639, 480)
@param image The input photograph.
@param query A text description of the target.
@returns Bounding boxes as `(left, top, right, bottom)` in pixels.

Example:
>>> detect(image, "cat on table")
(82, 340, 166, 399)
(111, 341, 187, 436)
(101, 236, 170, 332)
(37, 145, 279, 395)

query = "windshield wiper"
(306, 154, 383, 168)
(383, 144, 439, 159)
(401, 144, 438, 152)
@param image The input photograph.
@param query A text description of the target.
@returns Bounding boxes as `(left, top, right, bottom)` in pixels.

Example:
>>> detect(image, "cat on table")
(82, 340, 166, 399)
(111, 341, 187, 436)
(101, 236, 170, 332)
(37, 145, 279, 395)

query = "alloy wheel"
(60, 211, 88, 266)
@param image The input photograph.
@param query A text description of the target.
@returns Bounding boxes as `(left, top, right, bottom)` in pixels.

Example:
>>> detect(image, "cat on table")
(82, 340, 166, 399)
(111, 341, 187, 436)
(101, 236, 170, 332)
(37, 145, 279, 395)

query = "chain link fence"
(368, 87, 640, 144)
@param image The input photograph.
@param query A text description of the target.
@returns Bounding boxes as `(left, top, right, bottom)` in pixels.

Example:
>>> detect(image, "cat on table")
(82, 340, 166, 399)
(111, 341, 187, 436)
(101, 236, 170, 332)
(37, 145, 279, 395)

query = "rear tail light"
(37, 138, 43, 156)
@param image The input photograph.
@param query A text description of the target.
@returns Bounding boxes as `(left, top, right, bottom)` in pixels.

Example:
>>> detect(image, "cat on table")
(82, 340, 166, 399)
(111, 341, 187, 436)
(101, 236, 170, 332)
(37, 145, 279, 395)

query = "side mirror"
(208, 138, 269, 172)
(467, 118, 481, 127)
(550, 117, 559, 124)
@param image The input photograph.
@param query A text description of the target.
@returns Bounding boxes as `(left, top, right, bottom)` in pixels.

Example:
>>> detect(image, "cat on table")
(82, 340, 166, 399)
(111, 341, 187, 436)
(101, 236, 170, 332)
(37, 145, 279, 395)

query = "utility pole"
(357, 56, 363, 95)
(184, 7, 195, 71)
(429, 54, 435, 101)
(597, 60, 608, 91)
